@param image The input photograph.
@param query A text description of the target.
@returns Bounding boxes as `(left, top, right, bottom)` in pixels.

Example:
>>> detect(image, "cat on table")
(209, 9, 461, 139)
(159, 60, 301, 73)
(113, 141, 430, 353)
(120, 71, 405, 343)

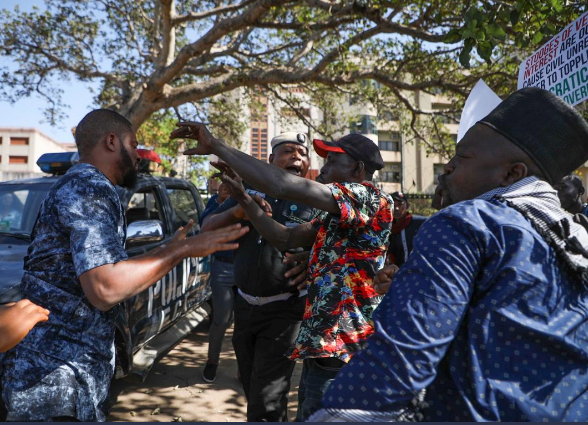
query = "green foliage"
(0, 0, 585, 161)
(136, 109, 207, 185)
(406, 195, 438, 217)
(445, 1, 584, 68)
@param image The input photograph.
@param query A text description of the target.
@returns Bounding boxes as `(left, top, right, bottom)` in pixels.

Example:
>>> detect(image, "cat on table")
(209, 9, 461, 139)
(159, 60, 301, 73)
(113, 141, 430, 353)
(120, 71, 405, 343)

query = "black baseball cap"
(391, 191, 409, 206)
(313, 133, 384, 173)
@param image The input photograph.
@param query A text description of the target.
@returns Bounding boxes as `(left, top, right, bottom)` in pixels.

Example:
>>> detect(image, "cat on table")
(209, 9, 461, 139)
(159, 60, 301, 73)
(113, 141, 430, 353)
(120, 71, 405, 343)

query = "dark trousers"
(207, 259, 235, 364)
(232, 293, 305, 422)
(295, 358, 344, 421)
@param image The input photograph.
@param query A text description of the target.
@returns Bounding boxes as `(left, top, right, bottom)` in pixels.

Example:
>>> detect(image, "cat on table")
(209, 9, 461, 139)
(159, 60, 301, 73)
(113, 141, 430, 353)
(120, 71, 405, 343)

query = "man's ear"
(502, 162, 528, 186)
(353, 161, 366, 177)
(103, 133, 117, 153)
(580, 186, 586, 196)
(268, 153, 274, 165)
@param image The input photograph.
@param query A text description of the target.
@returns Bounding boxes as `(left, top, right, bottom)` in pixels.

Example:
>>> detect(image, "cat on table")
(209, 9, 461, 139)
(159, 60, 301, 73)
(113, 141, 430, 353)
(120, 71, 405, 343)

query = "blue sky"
(0, 0, 96, 144)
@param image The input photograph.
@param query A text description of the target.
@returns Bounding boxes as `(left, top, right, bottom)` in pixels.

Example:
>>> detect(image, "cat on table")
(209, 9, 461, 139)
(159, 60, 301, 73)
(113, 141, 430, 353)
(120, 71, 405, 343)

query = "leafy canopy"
(0, 0, 585, 162)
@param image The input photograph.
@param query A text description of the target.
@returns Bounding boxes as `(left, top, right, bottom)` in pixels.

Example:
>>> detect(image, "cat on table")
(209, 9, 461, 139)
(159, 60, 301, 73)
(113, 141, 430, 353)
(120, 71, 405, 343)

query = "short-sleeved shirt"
(1, 163, 128, 422)
(286, 182, 393, 362)
(322, 199, 588, 421)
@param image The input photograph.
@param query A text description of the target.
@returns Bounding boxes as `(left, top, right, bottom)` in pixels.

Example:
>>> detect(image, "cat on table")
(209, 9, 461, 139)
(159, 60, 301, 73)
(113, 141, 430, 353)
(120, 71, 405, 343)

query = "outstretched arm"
(216, 164, 318, 252)
(238, 191, 318, 252)
(201, 204, 247, 232)
(171, 122, 340, 214)
(80, 223, 248, 311)
(201, 194, 273, 233)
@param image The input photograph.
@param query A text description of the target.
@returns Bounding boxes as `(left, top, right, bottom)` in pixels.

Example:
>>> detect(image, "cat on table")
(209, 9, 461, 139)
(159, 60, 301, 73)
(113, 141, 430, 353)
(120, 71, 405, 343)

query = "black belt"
(314, 358, 346, 369)
(213, 256, 233, 264)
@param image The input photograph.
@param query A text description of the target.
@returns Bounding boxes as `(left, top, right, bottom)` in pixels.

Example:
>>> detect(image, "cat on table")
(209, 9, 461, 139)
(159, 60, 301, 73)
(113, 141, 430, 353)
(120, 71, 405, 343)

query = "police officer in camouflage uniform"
(0, 109, 247, 422)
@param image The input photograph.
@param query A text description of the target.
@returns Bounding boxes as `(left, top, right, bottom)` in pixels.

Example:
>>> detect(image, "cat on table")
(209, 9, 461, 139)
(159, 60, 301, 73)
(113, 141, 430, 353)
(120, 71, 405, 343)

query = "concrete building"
(376, 93, 458, 195)
(228, 87, 457, 195)
(0, 128, 76, 181)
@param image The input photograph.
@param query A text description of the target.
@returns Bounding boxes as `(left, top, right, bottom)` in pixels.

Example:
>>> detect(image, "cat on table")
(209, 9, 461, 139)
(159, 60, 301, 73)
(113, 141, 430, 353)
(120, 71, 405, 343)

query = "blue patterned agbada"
(1, 163, 127, 421)
(320, 196, 588, 421)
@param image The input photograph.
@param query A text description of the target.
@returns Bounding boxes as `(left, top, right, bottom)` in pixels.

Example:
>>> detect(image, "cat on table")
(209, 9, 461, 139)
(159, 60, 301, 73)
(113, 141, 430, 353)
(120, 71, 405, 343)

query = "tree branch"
(172, 0, 256, 25)
(159, 0, 176, 67)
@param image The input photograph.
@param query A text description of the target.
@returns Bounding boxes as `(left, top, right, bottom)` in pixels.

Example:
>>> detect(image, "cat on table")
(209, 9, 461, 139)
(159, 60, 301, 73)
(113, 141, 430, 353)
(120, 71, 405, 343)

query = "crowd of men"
(1, 86, 588, 422)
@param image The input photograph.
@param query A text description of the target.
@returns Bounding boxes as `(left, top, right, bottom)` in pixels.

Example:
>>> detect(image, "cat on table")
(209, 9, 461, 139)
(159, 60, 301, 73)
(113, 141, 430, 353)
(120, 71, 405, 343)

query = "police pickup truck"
(0, 151, 211, 380)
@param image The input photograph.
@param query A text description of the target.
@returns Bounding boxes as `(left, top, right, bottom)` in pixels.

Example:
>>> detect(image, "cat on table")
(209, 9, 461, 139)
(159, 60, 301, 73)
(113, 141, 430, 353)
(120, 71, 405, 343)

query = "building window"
(379, 163, 401, 183)
(280, 107, 310, 118)
(250, 95, 269, 160)
(378, 132, 401, 151)
(0, 137, 2, 144)
(434, 164, 446, 184)
(432, 104, 459, 124)
(10, 137, 29, 145)
(9, 156, 28, 164)
(378, 140, 399, 151)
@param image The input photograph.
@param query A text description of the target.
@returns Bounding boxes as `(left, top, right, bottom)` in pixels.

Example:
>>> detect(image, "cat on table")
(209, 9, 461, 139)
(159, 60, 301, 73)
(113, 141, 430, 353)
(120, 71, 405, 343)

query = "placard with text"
(518, 11, 588, 106)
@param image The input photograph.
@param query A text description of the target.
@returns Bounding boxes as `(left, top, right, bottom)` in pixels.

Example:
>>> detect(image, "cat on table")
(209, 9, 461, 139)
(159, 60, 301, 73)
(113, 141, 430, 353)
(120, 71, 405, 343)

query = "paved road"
(109, 321, 302, 422)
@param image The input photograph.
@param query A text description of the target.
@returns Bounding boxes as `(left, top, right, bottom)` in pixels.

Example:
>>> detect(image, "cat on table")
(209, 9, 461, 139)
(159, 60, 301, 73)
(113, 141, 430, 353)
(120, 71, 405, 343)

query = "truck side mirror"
(126, 220, 165, 247)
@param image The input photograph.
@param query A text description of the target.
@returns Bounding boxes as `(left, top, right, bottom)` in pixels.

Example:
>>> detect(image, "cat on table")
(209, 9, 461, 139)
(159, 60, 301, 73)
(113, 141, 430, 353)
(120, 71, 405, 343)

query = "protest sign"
(517, 11, 588, 106)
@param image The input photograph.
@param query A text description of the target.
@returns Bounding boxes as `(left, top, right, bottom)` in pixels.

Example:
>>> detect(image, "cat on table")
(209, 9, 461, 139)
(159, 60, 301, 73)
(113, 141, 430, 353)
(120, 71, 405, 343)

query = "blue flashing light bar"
(37, 152, 80, 175)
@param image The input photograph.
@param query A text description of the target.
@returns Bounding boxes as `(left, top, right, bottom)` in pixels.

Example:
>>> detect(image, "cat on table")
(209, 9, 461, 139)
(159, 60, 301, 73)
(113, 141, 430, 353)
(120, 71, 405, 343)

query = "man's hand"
(212, 161, 273, 220)
(372, 264, 400, 295)
(0, 299, 50, 353)
(284, 250, 311, 290)
(184, 223, 249, 257)
(212, 161, 247, 201)
(170, 219, 195, 243)
(170, 122, 222, 156)
(232, 195, 273, 221)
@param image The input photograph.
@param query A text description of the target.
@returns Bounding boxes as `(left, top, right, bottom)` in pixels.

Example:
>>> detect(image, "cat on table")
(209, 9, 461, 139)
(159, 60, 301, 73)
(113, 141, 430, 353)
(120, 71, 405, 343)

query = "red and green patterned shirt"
(286, 182, 393, 362)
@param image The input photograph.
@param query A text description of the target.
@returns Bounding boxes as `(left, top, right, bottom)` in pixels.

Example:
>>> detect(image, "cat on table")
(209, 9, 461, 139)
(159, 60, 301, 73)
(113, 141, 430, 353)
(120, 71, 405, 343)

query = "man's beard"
(119, 143, 138, 188)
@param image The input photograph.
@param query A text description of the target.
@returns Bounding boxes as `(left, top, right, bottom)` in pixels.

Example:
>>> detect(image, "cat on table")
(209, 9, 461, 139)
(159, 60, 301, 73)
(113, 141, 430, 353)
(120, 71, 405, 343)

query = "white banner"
(517, 11, 588, 106)
(457, 79, 502, 143)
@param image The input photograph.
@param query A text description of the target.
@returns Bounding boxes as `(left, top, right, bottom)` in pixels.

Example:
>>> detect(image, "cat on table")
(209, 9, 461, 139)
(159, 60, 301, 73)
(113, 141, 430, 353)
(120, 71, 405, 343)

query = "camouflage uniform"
(1, 163, 127, 421)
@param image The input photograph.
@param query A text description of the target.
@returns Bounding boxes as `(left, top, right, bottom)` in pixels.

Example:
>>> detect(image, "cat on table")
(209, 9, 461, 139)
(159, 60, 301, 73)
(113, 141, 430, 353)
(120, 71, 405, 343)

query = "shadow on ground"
(109, 320, 301, 422)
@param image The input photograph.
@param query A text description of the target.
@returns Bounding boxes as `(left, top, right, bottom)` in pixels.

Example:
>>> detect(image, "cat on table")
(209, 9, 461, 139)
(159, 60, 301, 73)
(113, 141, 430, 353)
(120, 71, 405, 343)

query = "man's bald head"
(75, 109, 134, 156)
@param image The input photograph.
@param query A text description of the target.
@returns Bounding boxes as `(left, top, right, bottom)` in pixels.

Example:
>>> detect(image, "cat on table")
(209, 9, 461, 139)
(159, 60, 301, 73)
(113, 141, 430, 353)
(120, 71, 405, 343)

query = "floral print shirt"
(286, 182, 393, 362)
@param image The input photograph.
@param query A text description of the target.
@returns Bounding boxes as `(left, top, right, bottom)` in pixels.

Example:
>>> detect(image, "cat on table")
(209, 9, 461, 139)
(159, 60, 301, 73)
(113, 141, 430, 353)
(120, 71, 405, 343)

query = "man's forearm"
(212, 142, 338, 213)
(81, 224, 247, 311)
(237, 193, 291, 252)
(201, 206, 241, 232)
(80, 239, 193, 311)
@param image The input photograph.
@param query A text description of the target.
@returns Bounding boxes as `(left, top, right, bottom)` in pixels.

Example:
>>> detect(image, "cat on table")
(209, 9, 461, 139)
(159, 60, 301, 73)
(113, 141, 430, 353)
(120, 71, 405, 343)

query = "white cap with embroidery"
(270, 132, 308, 151)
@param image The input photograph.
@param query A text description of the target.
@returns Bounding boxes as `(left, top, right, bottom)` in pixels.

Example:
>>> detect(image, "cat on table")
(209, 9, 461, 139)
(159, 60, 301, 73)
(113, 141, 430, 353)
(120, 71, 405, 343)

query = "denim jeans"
(207, 258, 235, 364)
(295, 358, 344, 421)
